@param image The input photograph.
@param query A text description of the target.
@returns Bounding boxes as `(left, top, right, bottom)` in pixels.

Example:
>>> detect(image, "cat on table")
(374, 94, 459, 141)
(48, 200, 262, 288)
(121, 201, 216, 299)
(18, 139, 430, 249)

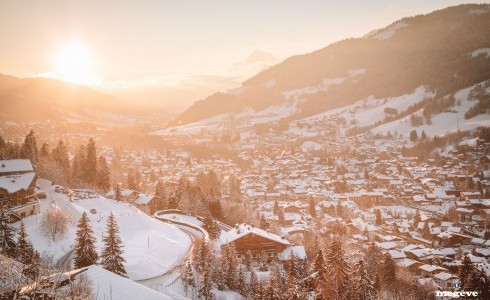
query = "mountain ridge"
(170, 4, 490, 127)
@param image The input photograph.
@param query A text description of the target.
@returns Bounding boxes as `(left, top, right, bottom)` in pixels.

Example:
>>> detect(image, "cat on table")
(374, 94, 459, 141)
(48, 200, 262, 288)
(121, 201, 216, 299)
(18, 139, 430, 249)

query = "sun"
(53, 40, 102, 86)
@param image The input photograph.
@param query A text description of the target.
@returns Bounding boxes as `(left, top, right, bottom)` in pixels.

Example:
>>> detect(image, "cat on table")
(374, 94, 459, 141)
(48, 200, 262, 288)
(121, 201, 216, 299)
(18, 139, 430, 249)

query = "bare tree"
(42, 206, 70, 241)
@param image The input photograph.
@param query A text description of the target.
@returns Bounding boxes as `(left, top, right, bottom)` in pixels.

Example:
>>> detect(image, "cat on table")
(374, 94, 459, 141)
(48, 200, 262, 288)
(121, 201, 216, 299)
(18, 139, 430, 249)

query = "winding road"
(137, 217, 207, 299)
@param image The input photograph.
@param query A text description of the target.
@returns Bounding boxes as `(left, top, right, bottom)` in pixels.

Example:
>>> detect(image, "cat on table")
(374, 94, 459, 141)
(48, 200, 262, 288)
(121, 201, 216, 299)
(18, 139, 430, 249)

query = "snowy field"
(20, 179, 192, 281)
(372, 82, 490, 138)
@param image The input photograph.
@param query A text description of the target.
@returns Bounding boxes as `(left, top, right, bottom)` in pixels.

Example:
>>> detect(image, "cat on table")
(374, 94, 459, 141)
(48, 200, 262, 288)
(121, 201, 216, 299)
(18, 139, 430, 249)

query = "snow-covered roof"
(0, 172, 36, 193)
(434, 272, 455, 281)
(78, 265, 172, 300)
(0, 159, 33, 174)
(220, 223, 290, 246)
(134, 193, 154, 205)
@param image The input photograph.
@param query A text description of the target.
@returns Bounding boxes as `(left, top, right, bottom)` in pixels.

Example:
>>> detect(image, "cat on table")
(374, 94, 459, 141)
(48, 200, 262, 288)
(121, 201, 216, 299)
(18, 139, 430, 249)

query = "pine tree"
(0, 209, 16, 256)
(21, 129, 39, 169)
(181, 261, 195, 295)
(352, 259, 377, 300)
(474, 270, 490, 300)
(254, 280, 266, 300)
(222, 243, 239, 289)
(465, 269, 478, 292)
(15, 226, 41, 281)
(382, 253, 397, 288)
(212, 262, 226, 290)
(266, 266, 282, 300)
(115, 183, 122, 201)
(155, 180, 166, 198)
(74, 212, 99, 268)
(459, 254, 473, 289)
(249, 270, 258, 297)
(72, 144, 87, 187)
(321, 239, 351, 300)
(237, 267, 247, 296)
(195, 240, 209, 275)
(312, 249, 326, 289)
(85, 138, 97, 186)
(16, 222, 35, 265)
(101, 212, 127, 277)
(202, 214, 220, 240)
(198, 263, 214, 300)
(96, 156, 110, 192)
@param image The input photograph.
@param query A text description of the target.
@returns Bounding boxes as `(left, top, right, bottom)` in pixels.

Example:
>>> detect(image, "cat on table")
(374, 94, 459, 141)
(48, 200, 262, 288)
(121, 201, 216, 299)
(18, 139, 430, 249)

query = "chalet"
(220, 223, 305, 262)
(133, 193, 159, 215)
(0, 159, 40, 221)
(433, 272, 457, 289)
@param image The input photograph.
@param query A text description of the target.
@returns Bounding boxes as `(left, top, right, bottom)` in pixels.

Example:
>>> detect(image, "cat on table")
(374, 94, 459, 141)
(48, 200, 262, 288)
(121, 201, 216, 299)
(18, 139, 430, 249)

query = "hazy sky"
(0, 0, 485, 106)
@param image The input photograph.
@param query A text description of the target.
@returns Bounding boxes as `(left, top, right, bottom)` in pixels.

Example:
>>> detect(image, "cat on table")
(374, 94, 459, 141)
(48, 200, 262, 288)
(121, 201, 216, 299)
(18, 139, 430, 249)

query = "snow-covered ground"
(371, 82, 490, 138)
(20, 179, 192, 281)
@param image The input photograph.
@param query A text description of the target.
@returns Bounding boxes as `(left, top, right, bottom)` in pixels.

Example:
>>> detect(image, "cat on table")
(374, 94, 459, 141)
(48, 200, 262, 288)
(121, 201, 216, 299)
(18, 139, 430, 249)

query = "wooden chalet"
(0, 159, 40, 221)
(220, 223, 291, 260)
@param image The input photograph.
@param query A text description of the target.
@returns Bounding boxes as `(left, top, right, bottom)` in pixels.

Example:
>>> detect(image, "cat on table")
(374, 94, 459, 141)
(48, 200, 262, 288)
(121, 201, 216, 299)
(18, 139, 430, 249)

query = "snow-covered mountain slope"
(371, 82, 490, 139)
(20, 179, 192, 281)
(168, 4, 490, 131)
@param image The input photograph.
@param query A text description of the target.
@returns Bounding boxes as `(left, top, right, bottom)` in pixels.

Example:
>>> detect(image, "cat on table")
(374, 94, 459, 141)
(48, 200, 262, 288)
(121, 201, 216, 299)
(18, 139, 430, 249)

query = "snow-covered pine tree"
(249, 270, 258, 298)
(364, 243, 382, 277)
(459, 254, 473, 289)
(382, 253, 397, 288)
(266, 266, 282, 300)
(202, 214, 220, 240)
(0, 208, 16, 256)
(352, 259, 377, 300)
(16, 222, 40, 279)
(212, 261, 226, 290)
(224, 243, 239, 289)
(195, 240, 209, 275)
(322, 239, 351, 300)
(198, 262, 214, 300)
(311, 249, 326, 290)
(16, 222, 35, 265)
(237, 267, 247, 296)
(74, 212, 99, 268)
(253, 279, 266, 300)
(100, 212, 127, 277)
(181, 260, 195, 295)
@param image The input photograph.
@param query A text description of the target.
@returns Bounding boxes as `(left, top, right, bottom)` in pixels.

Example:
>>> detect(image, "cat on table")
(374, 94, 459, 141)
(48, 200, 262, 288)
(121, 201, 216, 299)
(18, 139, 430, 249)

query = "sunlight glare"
(54, 40, 102, 86)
